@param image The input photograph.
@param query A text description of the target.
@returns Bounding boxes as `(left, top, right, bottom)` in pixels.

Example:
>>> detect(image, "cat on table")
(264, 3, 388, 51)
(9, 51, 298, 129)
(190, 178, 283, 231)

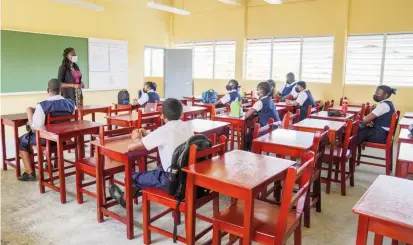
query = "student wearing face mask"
(133, 81, 160, 106)
(58, 47, 85, 106)
(244, 81, 281, 150)
(214, 79, 241, 106)
(276, 72, 298, 102)
(286, 81, 316, 121)
(357, 85, 397, 144)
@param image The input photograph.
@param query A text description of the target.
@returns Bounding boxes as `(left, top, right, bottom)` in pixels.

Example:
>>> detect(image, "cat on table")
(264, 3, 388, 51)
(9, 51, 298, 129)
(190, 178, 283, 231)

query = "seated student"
(109, 98, 194, 208)
(267, 79, 276, 99)
(18, 79, 76, 181)
(286, 81, 316, 121)
(214, 79, 241, 106)
(244, 82, 281, 150)
(276, 72, 298, 102)
(133, 81, 160, 106)
(357, 85, 396, 144)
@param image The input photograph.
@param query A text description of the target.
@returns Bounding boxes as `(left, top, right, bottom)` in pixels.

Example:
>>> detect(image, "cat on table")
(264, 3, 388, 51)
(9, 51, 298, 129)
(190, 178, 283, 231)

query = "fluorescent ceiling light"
(265, 0, 283, 4)
(147, 1, 191, 15)
(217, 0, 242, 5)
(55, 0, 104, 11)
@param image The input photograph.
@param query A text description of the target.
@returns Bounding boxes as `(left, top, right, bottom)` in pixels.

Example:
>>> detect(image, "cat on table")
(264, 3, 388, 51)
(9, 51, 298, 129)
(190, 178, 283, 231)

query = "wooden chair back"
(110, 104, 133, 115)
(330, 99, 335, 107)
(292, 109, 301, 124)
(274, 151, 315, 240)
(210, 105, 228, 120)
(252, 118, 275, 139)
(365, 102, 371, 116)
(386, 112, 399, 147)
(306, 105, 313, 119)
(311, 126, 329, 168)
(281, 112, 291, 129)
(359, 104, 366, 118)
(144, 101, 159, 113)
(339, 97, 348, 106)
(187, 136, 227, 168)
(244, 91, 253, 98)
(324, 101, 331, 111)
(340, 119, 360, 159)
(136, 109, 161, 130)
(98, 125, 135, 146)
(46, 110, 79, 125)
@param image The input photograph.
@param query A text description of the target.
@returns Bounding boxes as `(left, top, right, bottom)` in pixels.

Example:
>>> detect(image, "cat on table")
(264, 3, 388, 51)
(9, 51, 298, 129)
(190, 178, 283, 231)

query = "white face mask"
(255, 91, 262, 99)
(71, 56, 78, 63)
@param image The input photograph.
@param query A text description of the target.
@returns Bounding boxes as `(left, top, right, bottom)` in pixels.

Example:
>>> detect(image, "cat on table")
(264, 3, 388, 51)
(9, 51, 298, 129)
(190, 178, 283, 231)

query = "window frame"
(144, 46, 165, 77)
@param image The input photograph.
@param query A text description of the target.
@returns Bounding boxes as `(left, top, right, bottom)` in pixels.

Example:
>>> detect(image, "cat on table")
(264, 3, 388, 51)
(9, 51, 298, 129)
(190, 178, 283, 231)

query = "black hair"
(296, 81, 307, 90)
(48, 78, 62, 95)
(377, 85, 397, 97)
(267, 79, 275, 89)
(228, 79, 239, 89)
(162, 98, 183, 121)
(287, 72, 295, 77)
(62, 47, 79, 70)
(257, 81, 272, 96)
(144, 81, 157, 91)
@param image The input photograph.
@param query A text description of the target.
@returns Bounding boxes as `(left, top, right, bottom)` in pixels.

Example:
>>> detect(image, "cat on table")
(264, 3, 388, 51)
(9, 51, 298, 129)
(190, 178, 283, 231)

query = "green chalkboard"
(1, 30, 89, 93)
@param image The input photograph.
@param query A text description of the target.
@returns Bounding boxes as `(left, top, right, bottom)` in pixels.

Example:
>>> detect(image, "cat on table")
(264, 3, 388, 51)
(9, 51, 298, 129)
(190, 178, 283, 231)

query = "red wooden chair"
(356, 112, 399, 175)
(339, 97, 348, 106)
(324, 101, 331, 111)
(141, 136, 227, 244)
(330, 99, 335, 107)
(135, 109, 162, 167)
(323, 119, 360, 196)
(75, 125, 135, 204)
(244, 90, 253, 98)
(281, 112, 291, 129)
(364, 102, 371, 116)
(143, 102, 158, 113)
(31, 111, 80, 186)
(306, 105, 313, 119)
(292, 109, 301, 124)
(107, 104, 133, 129)
(252, 118, 275, 139)
(212, 151, 315, 245)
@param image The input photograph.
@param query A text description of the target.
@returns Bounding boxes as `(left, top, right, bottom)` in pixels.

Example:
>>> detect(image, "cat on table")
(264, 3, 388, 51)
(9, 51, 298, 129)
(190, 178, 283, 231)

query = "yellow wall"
(1, 0, 170, 136)
(172, 0, 413, 116)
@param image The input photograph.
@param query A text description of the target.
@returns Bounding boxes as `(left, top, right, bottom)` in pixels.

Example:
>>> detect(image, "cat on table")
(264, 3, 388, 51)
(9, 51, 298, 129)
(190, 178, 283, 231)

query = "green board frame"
(1, 30, 89, 93)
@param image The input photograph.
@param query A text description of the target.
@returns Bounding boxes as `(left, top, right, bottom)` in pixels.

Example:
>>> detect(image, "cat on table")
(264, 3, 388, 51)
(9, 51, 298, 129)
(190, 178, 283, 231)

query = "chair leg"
(213, 195, 219, 217)
(273, 181, 282, 202)
(340, 160, 346, 196)
(350, 156, 355, 187)
(374, 234, 383, 245)
(386, 148, 392, 176)
(356, 145, 362, 166)
(212, 221, 221, 245)
(326, 160, 333, 194)
(75, 167, 84, 204)
(391, 240, 399, 245)
(334, 161, 340, 181)
(142, 193, 151, 245)
(315, 175, 321, 212)
(174, 210, 181, 225)
(294, 222, 302, 245)
(304, 194, 310, 228)
(46, 150, 54, 186)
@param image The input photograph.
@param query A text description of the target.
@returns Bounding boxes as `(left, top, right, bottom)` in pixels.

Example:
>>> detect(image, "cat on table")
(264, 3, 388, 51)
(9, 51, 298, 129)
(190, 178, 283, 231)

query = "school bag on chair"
(202, 89, 218, 104)
(117, 89, 130, 105)
(167, 134, 212, 242)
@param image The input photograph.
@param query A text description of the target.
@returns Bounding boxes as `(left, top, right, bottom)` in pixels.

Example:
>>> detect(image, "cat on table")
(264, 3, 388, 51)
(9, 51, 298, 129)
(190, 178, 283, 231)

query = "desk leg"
(125, 156, 134, 240)
(95, 149, 104, 223)
(326, 133, 335, 194)
(57, 140, 66, 204)
(243, 193, 254, 245)
(374, 235, 383, 245)
(37, 132, 45, 194)
(356, 216, 369, 245)
(78, 135, 85, 160)
(1, 122, 7, 171)
(13, 125, 21, 177)
(186, 173, 196, 245)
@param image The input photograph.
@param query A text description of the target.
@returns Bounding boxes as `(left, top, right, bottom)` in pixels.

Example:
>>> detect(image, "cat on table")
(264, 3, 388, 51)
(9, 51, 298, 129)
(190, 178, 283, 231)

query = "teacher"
(58, 47, 84, 106)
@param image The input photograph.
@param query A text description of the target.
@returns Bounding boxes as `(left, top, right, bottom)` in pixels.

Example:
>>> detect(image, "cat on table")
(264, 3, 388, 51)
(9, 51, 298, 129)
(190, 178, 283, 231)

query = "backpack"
(117, 89, 130, 105)
(202, 89, 218, 104)
(167, 134, 212, 242)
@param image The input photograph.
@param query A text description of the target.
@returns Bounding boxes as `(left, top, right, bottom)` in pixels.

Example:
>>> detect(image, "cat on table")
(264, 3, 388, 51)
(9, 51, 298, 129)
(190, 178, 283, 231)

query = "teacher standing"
(58, 47, 84, 106)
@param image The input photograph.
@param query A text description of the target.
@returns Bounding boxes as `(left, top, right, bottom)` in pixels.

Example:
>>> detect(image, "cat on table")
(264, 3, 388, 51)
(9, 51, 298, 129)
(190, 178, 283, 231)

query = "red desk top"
(404, 112, 413, 119)
(398, 143, 413, 162)
(183, 150, 295, 190)
(353, 175, 413, 229)
(254, 128, 314, 150)
(1, 113, 28, 122)
(310, 111, 354, 122)
(399, 118, 413, 127)
(328, 106, 362, 114)
(293, 118, 346, 132)
(399, 128, 413, 143)
(186, 119, 229, 134)
(35, 120, 102, 135)
(77, 105, 109, 111)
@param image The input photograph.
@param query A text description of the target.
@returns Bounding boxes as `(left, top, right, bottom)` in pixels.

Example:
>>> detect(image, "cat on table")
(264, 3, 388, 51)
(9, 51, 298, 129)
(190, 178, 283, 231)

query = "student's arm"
(287, 92, 307, 107)
(127, 139, 146, 152)
(26, 107, 35, 126)
(30, 104, 46, 129)
(128, 126, 162, 152)
(136, 93, 149, 105)
(216, 93, 231, 106)
(363, 103, 390, 124)
(245, 100, 262, 120)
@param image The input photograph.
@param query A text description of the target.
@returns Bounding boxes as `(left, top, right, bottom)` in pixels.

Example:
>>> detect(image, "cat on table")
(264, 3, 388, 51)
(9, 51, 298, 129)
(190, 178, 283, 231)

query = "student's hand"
(81, 82, 85, 88)
(366, 122, 374, 127)
(285, 99, 291, 105)
(72, 84, 81, 89)
(139, 128, 148, 137)
(131, 129, 141, 140)
(132, 98, 138, 105)
(128, 142, 139, 152)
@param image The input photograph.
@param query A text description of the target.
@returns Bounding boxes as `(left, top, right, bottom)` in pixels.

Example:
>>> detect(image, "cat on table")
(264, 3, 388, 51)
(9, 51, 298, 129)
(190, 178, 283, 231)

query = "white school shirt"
(371, 99, 392, 131)
(31, 95, 69, 129)
(137, 89, 155, 105)
(141, 120, 194, 170)
(252, 96, 267, 112)
(279, 82, 298, 98)
(295, 90, 308, 106)
(220, 90, 238, 104)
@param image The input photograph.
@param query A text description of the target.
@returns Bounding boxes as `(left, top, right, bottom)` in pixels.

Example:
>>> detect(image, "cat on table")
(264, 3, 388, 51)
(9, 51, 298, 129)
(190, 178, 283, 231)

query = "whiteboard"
(88, 38, 128, 90)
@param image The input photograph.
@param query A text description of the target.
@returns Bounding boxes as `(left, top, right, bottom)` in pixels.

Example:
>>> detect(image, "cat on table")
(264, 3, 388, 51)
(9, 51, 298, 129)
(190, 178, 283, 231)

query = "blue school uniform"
(147, 91, 160, 103)
(257, 96, 280, 127)
(280, 82, 297, 97)
(299, 91, 316, 121)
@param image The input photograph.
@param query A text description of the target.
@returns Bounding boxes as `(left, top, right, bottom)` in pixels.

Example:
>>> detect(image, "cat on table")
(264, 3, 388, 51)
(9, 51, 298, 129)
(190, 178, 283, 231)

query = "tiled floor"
(0, 147, 404, 245)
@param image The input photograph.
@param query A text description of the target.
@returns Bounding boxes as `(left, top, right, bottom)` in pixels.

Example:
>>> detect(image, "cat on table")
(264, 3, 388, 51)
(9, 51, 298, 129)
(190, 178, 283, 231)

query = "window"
(345, 33, 413, 87)
(144, 47, 164, 77)
(176, 40, 236, 79)
(301, 36, 334, 82)
(245, 36, 334, 82)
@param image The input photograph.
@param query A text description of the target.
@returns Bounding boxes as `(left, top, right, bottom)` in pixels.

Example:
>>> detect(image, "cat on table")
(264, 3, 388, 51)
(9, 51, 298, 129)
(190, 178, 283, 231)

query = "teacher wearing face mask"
(58, 47, 84, 106)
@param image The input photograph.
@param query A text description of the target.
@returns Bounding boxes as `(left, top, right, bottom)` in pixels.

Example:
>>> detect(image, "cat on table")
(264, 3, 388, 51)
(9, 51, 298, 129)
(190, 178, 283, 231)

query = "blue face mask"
(226, 85, 233, 91)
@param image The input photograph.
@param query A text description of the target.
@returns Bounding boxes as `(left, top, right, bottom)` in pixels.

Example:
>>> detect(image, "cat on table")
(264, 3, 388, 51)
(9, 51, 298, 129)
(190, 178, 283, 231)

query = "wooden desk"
(253, 128, 314, 157)
(399, 128, 413, 144)
(310, 111, 354, 122)
(35, 120, 102, 204)
(90, 135, 151, 240)
(353, 175, 413, 245)
(404, 112, 413, 119)
(396, 143, 413, 178)
(181, 106, 208, 121)
(399, 118, 413, 129)
(183, 150, 295, 245)
(186, 119, 230, 142)
(106, 110, 159, 128)
(77, 105, 109, 120)
(293, 118, 346, 194)
(213, 113, 248, 150)
(1, 113, 29, 177)
(327, 106, 362, 115)
(274, 102, 294, 112)
(182, 96, 203, 105)
(193, 102, 215, 118)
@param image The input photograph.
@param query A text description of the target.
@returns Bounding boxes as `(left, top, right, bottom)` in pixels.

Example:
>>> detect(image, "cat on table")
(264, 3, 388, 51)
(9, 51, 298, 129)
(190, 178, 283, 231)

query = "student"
(133, 81, 160, 106)
(18, 79, 76, 181)
(357, 85, 396, 144)
(286, 81, 316, 121)
(214, 79, 241, 106)
(267, 79, 276, 99)
(109, 98, 194, 208)
(276, 72, 298, 101)
(244, 82, 281, 150)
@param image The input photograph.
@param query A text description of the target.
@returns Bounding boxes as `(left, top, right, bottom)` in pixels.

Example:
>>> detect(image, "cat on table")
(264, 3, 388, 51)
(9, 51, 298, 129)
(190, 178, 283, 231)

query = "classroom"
(1, 0, 413, 244)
